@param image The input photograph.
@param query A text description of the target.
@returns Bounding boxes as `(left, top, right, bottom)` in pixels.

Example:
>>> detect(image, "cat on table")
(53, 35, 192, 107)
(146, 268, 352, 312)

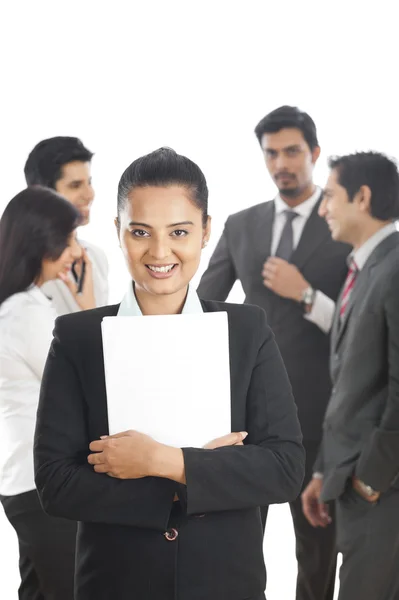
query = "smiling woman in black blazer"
(34, 147, 305, 600)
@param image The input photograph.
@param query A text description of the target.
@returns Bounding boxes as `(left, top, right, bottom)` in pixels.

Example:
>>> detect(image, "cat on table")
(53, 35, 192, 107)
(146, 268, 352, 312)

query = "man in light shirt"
(198, 106, 350, 600)
(24, 136, 108, 314)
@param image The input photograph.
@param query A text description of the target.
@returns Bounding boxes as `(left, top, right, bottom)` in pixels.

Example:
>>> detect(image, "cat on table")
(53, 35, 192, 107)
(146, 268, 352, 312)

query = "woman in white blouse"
(0, 186, 86, 599)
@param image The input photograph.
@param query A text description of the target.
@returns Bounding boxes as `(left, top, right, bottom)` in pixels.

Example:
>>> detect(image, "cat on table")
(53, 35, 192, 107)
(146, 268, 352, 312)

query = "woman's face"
(40, 232, 82, 284)
(117, 185, 211, 298)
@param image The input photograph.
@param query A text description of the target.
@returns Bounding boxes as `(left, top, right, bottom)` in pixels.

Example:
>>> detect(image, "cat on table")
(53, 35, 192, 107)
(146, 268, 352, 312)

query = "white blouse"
(0, 286, 56, 496)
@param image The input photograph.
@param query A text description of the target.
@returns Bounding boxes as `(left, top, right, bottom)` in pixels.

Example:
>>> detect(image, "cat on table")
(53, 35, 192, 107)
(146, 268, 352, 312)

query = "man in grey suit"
(198, 106, 350, 600)
(24, 136, 109, 314)
(302, 151, 399, 600)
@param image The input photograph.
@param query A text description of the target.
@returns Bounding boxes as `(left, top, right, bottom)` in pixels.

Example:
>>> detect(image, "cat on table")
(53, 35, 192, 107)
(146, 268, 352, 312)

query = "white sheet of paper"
(101, 312, 231, 448)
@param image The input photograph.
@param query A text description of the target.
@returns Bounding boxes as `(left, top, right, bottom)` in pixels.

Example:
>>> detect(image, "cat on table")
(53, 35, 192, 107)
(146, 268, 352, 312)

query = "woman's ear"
(114, 217, 121, 247)
(202, 215, 212, 248)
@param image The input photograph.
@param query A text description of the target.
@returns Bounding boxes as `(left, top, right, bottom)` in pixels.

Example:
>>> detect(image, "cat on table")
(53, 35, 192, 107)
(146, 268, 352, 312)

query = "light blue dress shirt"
(117, 283, 204, 316)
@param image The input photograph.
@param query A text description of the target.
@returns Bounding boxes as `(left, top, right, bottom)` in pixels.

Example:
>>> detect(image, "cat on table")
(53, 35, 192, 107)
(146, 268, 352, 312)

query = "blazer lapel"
(332, 231, 399, 351)
(291, 195, 331, 270)
(333, 266, 370, 350)
(253, 201, 275, 262)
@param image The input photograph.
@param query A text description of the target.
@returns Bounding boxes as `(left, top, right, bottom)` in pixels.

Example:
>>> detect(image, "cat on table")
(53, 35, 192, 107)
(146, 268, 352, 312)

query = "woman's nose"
(149, 238, 170, 260)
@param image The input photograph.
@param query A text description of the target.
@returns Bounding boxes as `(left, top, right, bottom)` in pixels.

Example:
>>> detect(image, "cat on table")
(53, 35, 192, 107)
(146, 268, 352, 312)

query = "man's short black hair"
(254, 106, 319, 151)
(329, 151, 399, 221)
(24, 136, 93, 189)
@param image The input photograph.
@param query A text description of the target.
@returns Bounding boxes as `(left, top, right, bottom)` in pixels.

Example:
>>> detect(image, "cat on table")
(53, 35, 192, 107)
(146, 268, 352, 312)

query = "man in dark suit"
(197, 106, 350, 600)
(302, 152, 399, 600)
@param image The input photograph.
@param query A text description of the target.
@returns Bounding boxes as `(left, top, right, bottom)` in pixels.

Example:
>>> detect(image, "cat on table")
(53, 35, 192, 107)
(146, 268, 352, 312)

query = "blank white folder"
(101, 312, 231, 448)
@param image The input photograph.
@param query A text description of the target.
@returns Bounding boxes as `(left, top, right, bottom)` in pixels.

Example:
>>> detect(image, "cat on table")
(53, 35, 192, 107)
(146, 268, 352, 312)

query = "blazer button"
(164, 528, 179, 541)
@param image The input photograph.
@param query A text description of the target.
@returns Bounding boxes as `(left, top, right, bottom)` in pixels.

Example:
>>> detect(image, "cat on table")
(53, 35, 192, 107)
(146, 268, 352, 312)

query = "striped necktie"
(339, 259, 358, 319)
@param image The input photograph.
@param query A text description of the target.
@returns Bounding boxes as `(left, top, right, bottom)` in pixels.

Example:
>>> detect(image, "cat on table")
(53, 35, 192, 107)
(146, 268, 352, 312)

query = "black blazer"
(197, 199, 350, 441)
(34, 299, 305, 600)
(315, 232, 399, 501)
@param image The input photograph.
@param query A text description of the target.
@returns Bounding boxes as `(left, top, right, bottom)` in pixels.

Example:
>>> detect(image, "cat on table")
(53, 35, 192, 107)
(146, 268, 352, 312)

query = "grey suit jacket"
(316, 232, 399, 502)
(198, 199, 350, 441)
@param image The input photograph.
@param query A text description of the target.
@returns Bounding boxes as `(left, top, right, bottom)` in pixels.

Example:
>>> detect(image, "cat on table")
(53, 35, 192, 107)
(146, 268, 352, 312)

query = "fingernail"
(241, 432, 248, 440)
(100, 435, 108, 439)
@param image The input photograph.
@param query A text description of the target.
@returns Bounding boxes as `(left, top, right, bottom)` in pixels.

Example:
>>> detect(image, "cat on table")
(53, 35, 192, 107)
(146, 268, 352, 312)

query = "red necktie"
(340, 260, 358, 319)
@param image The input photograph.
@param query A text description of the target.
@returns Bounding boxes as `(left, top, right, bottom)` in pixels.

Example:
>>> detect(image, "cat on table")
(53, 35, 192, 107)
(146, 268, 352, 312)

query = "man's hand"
(203, 431, 248, 449)
(262, 257, 309, 301)
(58, 248, 96, 310)
(301, 477, 332, 528)
(352, 476, 381, 503)
(88, 430, 159, 479)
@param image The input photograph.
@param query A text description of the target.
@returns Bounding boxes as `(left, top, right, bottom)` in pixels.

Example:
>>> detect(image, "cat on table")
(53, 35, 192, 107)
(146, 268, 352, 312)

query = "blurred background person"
(24, 136, 108, 314)
(0, 186, 85, 599)
(302, 152, 399, 600)
(198, 106, 350, 600)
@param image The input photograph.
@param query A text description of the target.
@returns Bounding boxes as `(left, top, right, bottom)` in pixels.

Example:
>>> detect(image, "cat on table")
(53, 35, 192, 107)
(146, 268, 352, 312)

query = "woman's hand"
(203, 431, 248, 449)
(88, 430, 248, 482)
(58, 248, 96, 310)
(88, 430, 159, 479)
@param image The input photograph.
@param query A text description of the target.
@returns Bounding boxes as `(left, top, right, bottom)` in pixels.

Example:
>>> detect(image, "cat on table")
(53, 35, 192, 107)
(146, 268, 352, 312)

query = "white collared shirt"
(118, 282, 203, 316)
(309, 222, 398, 336)
(0, 286, 57, 496)
(352, 222, 397, 270)
(41, 238, 109, 316)
(272, 187, 322, 254)
(272, 187, 335, 334)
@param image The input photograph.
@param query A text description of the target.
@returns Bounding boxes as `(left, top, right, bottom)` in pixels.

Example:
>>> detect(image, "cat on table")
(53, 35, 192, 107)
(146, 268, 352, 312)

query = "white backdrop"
(0, 0, 397, 597)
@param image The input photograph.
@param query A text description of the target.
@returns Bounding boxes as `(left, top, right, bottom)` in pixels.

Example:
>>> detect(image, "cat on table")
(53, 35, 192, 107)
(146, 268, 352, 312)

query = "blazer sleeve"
(197, 219, 237, 301)
(182, 308, 305, 514)
(34, 321, 176, 530)
(355, 270, 399, 492)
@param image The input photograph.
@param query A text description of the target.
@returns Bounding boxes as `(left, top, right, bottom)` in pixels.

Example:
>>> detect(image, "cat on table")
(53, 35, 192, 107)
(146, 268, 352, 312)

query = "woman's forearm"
(150, 444, 186, 484)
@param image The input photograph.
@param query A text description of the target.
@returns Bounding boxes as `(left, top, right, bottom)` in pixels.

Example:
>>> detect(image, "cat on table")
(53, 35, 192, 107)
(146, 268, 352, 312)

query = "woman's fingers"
(203, 431, 248, 449)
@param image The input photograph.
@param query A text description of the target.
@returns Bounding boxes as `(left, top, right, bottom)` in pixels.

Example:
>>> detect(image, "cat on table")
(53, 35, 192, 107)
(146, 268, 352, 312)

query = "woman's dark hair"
(24, 136, 93, 189)
(329, 151, 399, 221)
(254, 105, 319, 151)
(0, 186, 80, 305)
(117, 147, 209, 226)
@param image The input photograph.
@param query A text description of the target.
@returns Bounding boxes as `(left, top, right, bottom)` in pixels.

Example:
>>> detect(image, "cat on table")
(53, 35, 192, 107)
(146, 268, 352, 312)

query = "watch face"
(302, 288, 314, 304)
(360, 482, 376, 496)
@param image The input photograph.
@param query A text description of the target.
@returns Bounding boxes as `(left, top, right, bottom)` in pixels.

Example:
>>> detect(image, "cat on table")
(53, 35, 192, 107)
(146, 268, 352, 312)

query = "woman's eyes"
(131, 229, 188, 238)
(131, 229, 150, 238)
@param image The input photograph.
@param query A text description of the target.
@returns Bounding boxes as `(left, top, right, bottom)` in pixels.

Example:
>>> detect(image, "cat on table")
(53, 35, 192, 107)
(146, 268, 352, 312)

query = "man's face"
(319, 169, 365, 245)
(261, 128, 319, 198)
(55, 161, 94, 225)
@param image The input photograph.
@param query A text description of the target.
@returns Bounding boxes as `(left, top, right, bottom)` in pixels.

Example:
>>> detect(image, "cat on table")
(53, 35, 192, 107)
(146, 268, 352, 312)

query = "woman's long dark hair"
(0, 186, 80, 305)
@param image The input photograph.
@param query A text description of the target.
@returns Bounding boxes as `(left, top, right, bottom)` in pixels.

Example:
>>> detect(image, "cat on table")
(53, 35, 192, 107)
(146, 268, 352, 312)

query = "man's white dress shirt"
(272, 187, 335, 334)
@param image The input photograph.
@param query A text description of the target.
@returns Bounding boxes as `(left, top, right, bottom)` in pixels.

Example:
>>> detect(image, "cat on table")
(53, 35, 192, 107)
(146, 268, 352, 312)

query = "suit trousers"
(261, 441, 337, 600)
(336, 484, 399, 600)
(1, 489, 76, 600)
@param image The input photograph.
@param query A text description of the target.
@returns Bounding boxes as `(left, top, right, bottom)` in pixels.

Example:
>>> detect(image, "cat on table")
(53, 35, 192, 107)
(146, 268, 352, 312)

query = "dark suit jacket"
(315, 232, 399, 502)
(197, 199, 350, 441)
(34, 299, 304, 600)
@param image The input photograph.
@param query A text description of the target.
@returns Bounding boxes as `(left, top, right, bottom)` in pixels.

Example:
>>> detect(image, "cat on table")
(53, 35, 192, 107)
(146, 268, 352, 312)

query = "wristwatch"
(301, 286, 316, 312)
(356, 480, 379, 498)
